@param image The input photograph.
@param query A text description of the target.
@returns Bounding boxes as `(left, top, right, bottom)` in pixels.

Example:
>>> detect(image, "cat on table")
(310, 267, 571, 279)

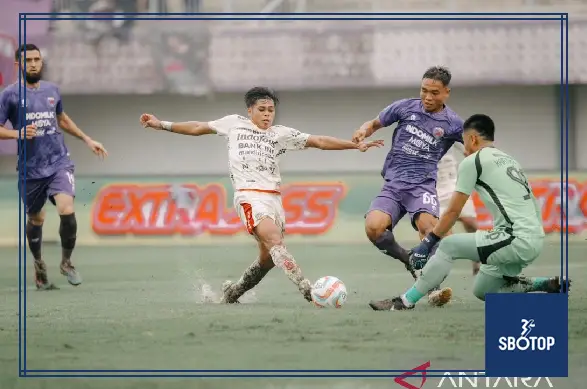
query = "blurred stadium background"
(0, 1, 585, 389)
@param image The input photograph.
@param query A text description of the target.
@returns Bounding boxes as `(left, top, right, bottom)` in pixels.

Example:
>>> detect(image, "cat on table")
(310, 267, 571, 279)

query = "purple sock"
(374, 230, 410, 264)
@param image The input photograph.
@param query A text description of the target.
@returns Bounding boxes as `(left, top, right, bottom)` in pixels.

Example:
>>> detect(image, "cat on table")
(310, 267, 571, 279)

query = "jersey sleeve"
(0, 89, 11, 125)
(448, 116, 464, 143)
(279, 126, 310, 151)
(378, 99, 407, 127)
(207, 114, 238, 137)
(454, 154, 478, 195)
(55, 86, 64, 115)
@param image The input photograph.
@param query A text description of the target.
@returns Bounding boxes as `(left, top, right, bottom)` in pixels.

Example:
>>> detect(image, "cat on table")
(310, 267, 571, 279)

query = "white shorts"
(233, 190, 286, 235)
(439, 195, 477, 219)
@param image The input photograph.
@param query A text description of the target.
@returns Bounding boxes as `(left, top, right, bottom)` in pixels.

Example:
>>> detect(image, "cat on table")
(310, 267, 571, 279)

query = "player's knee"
(58, 204, 75, 216)
(262, 234, 283, 251)
(472, 277, 487, 301)
(472, 285, 487, 301)
(365, 224, 384, 243)
(27, 213, 45, 226)
(415, 212, 437, 236)
(54, 193, 75, 215)
(364, 212, 390, 242)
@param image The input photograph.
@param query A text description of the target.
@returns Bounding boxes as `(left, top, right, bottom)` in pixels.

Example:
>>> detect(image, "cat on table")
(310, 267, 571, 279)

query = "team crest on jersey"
(433, 127, 444, 139)
(47, 97, 55, 107)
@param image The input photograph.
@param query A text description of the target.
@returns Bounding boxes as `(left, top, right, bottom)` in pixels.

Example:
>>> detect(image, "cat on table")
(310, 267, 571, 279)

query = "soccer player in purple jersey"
(352, 66, 462, 308)
(0, 44, 108, 290)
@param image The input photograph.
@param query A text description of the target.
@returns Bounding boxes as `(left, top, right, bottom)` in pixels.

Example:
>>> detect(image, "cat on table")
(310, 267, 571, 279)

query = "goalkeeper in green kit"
(369, 114, 571, 311)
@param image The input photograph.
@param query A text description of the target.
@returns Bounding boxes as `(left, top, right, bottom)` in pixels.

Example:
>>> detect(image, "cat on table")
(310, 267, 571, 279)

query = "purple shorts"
(19, 168, 76, 214)
(367, 179, 439, 231)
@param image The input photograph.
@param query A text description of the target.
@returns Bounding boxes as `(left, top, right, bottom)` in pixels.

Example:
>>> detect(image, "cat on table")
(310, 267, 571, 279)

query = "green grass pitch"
(0, 241, 584, 389)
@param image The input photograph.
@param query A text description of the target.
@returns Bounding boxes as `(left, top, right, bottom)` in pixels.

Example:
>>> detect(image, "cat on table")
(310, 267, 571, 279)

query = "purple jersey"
(378, 98, 463, 185)
(0, 81, 73, 179)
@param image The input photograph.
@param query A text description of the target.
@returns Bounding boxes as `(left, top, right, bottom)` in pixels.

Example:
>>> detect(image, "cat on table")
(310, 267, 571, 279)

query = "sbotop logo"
(498, 319, 555, 351)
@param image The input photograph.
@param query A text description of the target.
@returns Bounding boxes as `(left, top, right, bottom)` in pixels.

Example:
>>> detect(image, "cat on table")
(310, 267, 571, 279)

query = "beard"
(25, 69, 43, 84)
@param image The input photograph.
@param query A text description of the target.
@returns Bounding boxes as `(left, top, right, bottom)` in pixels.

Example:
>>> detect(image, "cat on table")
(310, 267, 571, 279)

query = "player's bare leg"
(459, 216, 479, 275)
(414, 212, 452, 307)
(222, 218, 312, 303)
(53, 193, 82, 286)
(221, 240, 274, 304)
(256, 218, 312, 302)
(365, 210, 417, 280)
(27, 210, 58, 290)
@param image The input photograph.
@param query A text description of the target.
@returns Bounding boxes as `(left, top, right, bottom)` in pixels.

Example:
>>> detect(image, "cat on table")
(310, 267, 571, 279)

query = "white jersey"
(436, 142, 466, 199)
(208, 114, 310, 192)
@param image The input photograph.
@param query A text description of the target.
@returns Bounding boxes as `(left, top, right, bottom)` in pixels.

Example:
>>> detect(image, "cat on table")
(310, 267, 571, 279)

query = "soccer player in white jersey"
(139, 87, 384, 304)
(437, 142, 481, 275)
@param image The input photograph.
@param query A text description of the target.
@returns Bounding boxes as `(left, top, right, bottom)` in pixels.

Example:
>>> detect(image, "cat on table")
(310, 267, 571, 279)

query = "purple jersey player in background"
(352, 66, 463, 309)
(0, 44, 108, 290)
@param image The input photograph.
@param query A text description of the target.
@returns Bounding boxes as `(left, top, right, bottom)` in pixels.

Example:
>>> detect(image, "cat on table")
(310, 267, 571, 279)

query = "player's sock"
(59, 213, 77, 262)
(224, 259, 271, 302)
(424, 243, 442, 291)
(401, 248, 454, 306)
(374, 231, 410, 263)
(269, 245, 311, 300)
(26, 221, 43, 260)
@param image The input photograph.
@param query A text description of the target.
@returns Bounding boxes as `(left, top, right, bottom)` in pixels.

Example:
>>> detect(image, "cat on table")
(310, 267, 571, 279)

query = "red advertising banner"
(91, 182, 346, 236)
(473, 179, 586, 234)
(90, 179, 584, 238)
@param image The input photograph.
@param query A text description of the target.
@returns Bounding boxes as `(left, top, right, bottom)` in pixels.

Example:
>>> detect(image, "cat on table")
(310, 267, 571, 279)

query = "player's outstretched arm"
(57, 112, 108, 158)
(305, 135, 384, 152)
(352, 117, 383, 143)
(140, 113, 215, 136)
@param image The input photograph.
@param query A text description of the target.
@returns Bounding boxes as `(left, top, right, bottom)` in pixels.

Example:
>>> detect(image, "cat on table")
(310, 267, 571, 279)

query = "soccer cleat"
(369, 297, 413, 311)
(60, 261, 82, 286)
(427, 287, 452, 307)
(299, 279, 312, 303)
(220, 280, 240, 304)
(34, 260, 59, 290)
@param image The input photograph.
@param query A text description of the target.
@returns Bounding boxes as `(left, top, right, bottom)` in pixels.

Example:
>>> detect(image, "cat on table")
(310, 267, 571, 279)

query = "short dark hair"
(244, 86, 279, 108)
(463, 114, 495, 141)
(15, 43, 41, 61)
(422, 66, 451, 86)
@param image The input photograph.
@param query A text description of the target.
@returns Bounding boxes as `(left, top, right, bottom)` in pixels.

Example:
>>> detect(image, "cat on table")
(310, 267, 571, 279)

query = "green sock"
(530, 277, 551, 291)
(403, 286, 425, 305)
(402, 249, 455, 306)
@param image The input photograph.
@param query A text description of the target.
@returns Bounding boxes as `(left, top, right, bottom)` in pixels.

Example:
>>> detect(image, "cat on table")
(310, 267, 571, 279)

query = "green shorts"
(476, 229, 544, 278)
(438, 229, 544, 278)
